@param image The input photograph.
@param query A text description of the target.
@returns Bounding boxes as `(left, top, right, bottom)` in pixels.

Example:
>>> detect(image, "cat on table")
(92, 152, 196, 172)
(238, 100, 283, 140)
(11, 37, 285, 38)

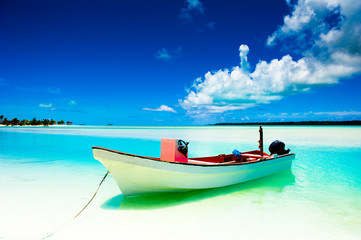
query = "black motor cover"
(269, 140, 290, 155)
(177, 140, 189, 157)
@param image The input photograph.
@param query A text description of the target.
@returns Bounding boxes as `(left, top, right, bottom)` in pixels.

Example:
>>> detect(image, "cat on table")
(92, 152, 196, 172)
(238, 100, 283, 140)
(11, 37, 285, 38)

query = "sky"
(1, 0, 361, 125)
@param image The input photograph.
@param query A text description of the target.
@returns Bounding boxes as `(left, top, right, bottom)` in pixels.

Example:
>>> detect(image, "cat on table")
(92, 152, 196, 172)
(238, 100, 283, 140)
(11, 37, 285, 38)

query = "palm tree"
(2, 118, 9, 126)
(10, 118, 20, 126)
(19, 119, 27, 126)
(42, 119, 50, 126)
(30, 118, 37, 126)
(0, 115, 3, 121)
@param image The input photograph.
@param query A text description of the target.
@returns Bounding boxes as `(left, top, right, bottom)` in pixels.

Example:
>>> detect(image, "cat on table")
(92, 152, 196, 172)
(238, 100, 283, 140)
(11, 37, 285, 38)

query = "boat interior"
(93, 146, 271, 166)
(93, 147, 271, 165)
(188, 150, 270, 165)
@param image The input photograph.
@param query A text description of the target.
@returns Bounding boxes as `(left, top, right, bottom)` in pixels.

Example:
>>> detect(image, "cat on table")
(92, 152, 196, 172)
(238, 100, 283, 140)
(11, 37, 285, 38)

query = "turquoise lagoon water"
(0, 126, 361, 240)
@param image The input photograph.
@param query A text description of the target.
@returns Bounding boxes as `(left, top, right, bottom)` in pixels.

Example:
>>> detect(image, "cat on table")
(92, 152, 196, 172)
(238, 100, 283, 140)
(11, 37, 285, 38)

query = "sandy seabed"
(1, 163, 360, 240)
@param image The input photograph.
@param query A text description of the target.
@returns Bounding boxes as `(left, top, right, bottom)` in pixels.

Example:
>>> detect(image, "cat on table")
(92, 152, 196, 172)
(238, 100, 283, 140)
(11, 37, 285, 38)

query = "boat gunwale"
(92, 146, 295, 167)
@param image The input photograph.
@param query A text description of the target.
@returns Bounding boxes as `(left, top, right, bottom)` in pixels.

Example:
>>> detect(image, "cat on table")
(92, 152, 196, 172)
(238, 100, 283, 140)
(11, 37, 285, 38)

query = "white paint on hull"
(93, 148, 295, 196)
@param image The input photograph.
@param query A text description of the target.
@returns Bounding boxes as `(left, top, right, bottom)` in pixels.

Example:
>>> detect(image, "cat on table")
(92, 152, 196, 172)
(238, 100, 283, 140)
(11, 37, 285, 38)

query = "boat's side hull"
(93, 148, 295, 196)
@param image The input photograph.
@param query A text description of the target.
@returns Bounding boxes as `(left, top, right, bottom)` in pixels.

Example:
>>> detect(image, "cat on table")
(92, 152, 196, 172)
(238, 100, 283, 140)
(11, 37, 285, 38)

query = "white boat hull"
(93, 147, 295, 197)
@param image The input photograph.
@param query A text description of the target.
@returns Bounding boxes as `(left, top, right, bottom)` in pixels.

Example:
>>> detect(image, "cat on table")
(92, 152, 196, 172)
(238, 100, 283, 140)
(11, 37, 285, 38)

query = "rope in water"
(42, 170, 110, 239)
(73, 170, 109, 219)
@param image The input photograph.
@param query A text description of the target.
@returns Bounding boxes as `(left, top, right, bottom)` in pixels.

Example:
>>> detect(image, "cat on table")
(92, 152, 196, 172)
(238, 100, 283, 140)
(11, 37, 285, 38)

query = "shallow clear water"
(1, 126, 361, 240)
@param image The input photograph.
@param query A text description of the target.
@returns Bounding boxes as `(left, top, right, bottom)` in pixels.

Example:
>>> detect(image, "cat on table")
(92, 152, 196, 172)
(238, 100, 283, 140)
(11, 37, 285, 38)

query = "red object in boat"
(160, 138, 188, 163)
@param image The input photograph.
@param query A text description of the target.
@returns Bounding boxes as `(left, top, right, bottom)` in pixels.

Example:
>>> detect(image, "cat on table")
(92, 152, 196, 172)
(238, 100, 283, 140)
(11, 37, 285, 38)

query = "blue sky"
(1, 0, 361, 125)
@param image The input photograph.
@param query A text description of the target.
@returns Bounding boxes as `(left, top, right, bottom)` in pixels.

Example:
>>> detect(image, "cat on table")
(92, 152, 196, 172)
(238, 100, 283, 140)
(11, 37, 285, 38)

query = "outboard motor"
(269, 140, 290, 155)
(177, 140, 189, 157)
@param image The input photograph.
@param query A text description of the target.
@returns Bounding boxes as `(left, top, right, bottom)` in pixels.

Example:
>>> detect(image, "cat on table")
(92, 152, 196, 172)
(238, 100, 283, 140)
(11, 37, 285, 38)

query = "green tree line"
(0, 115, 67, 126)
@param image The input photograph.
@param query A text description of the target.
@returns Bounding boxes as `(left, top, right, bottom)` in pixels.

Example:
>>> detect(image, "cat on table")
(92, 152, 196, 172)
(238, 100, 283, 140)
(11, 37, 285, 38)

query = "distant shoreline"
(2, 121, 361, 127)
(209, 120, 361, 126)
(0, 124, 73, 127)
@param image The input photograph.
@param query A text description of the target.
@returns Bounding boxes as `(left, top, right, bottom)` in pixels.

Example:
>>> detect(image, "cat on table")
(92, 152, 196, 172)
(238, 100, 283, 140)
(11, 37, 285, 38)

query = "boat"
(92, 127, 295, 197)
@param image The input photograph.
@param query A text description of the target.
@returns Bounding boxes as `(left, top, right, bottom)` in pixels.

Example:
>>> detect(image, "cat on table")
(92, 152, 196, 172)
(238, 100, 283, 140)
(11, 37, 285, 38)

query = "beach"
(1, 126, 361, 240)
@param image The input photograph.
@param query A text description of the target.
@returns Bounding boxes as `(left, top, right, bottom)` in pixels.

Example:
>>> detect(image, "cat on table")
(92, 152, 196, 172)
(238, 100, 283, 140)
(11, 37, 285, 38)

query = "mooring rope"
(72, 170, 109, 219)
(42, 170, 110, 239)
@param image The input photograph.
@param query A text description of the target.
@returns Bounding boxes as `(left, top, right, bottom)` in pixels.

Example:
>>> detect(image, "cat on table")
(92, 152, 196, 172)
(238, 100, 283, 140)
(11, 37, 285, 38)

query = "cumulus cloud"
(179, 0, 204, 21)
(142, 105, 177, 113)
(180, 0, 361, 116)
(239, 44, 250, 70)
(154, 47, 182, 61)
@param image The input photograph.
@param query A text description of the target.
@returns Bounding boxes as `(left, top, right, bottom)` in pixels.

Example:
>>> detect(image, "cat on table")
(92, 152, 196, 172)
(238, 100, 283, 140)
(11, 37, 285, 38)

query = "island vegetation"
(210, 120, 361, 126)
(0, 115, 68, 126)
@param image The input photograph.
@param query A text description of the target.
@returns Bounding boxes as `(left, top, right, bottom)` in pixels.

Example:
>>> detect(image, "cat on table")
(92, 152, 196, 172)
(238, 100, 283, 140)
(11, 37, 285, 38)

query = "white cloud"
(68, 100, 76, 105)
(39, 103, 53, 108)
(205, 105, 251, 113)
(154, 47, 182, 61)
(267, 0, 361, 57)
(239, 44, 250, 70)
(142, 105, 177, 113)
(180, 0, 361, 116)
